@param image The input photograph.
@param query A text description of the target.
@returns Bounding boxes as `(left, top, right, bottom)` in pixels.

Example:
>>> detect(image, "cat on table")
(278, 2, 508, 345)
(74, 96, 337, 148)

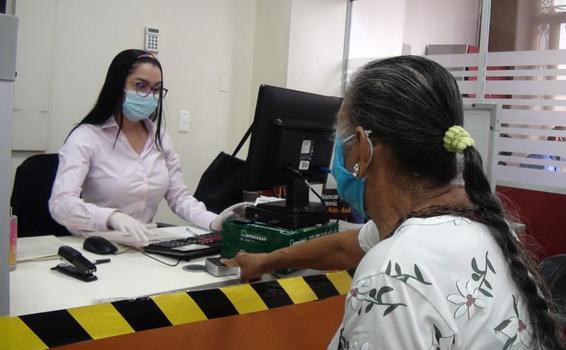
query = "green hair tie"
(443, 126, 475, 153)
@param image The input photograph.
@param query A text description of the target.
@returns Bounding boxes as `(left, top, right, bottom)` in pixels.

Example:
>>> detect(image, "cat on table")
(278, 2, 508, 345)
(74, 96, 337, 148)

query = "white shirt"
(357, 220, 380, 253)
(330, 215, 534, 350)
(49, 118, 216, 234)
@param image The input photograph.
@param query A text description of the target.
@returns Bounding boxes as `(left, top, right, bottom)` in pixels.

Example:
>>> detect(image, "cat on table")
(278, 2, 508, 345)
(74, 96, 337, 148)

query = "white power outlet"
(178, 110, 190, 133)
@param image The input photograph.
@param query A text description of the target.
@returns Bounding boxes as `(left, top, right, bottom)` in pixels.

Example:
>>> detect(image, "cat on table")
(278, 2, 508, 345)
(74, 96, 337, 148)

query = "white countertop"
(10, 221, 361, 316)
(9, 235, 238, 316)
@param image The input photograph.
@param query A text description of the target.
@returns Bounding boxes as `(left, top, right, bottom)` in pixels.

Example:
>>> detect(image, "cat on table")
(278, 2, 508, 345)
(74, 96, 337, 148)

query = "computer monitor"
(244, 85, 342, 228)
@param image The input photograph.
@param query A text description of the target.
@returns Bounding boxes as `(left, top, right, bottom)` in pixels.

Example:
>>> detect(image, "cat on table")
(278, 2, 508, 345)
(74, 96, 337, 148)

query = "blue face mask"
(122, 90, 158, 121)
(331, 132, 373, 218)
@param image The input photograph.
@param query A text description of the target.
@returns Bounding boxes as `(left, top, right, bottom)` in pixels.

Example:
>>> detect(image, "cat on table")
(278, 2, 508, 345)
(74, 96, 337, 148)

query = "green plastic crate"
(221, 221, 339, 274)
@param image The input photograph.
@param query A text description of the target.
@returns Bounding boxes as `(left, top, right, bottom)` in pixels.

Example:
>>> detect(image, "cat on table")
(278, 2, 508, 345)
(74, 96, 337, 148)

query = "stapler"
(51, 246, 98, 282)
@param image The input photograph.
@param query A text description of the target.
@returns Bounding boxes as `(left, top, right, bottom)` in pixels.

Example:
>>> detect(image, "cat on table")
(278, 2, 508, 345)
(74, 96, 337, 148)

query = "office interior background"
(1, 0, 565, 317)
(6, 0, 488, 226)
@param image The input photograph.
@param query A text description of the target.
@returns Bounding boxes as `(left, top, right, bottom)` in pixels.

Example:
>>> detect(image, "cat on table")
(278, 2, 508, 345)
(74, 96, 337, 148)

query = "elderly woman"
(227, 56, 564, 349)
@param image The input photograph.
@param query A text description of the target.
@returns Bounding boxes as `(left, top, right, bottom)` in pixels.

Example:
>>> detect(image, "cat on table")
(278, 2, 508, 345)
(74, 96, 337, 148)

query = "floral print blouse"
(329, 215, 534, 350)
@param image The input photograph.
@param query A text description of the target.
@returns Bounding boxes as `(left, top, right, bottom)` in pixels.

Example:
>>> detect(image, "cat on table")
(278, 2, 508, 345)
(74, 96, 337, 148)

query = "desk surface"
(10, 221, 361, 317)
(10, 235, 239, 316)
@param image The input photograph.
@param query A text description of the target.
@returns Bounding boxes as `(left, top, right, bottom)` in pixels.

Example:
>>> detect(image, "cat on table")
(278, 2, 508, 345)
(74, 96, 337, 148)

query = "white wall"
(249, 0, 291, 119)
(348, 0, 480, 61)
(403, 0, 480, 55)
(5, 0, 15, 14)
(12, 0, 55, 152)
(13, 0, 257, 225)
(286, 0, 346, 96)
(10, 0, 58, 184)
(349, 0, 406, 59)
(250, 0, 346, 99)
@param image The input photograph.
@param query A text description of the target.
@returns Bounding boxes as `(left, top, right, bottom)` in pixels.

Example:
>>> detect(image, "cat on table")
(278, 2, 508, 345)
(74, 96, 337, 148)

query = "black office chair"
(539, 254, 566, 325)
(10, 153, 71, 237)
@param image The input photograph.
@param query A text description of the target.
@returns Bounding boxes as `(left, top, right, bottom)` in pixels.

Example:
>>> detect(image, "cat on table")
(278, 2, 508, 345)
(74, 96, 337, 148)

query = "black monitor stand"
(245, 177, 329, 229)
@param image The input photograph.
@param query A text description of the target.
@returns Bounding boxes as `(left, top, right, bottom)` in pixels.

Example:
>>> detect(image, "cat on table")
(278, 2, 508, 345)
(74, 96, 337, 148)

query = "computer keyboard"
(148, 232, 222, 248)
(143, 232, 223, 260)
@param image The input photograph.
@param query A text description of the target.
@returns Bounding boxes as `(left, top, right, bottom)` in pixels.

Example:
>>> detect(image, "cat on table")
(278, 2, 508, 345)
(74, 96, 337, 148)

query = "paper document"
(17, 235, 66, 262)
(171, 244, 210, 252)
(254, 196, 283, 205)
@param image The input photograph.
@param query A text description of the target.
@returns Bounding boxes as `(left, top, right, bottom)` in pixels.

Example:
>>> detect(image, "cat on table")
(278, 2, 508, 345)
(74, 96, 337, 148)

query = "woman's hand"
(209, 202, 254, 232)
(222, 252, 270, 282)
(107, 211, 152, 244)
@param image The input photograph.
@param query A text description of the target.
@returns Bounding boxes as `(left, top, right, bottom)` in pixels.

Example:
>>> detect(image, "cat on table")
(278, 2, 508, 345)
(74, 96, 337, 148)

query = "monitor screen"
(244, 85, 342, 228)
(246, 85, 342, 190)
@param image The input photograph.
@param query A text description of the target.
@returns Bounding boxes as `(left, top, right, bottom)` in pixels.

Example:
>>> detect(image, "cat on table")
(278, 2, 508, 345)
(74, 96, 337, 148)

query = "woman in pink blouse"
(49, 49, 222, 244)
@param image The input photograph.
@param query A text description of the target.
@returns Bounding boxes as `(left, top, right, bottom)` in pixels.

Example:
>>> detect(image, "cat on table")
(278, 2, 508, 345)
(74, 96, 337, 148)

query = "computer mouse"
(83, 236, 118, 255)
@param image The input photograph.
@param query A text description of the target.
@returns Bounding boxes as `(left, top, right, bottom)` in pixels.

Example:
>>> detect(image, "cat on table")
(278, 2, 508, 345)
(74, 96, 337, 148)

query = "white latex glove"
(210, 202, 254, 232)
(107, 211, 152, 244)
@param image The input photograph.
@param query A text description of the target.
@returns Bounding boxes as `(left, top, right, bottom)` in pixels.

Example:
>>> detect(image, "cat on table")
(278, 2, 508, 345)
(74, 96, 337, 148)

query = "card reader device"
(205, 257, 239, 277)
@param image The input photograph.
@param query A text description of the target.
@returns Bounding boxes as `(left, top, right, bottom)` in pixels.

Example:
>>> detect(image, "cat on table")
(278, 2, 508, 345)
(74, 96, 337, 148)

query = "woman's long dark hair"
(68, 49, 165, 149)
(342, 55, 564, 349)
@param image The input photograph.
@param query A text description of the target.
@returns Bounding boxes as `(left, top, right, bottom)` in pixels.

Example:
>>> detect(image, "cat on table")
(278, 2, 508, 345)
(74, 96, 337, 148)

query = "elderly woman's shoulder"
(359, 215, 502, 280)
(392, 215, 493, 249)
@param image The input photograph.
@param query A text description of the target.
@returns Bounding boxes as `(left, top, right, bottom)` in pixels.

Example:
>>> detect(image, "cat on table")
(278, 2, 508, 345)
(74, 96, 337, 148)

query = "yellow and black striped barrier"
(0, 271, 353, 350)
